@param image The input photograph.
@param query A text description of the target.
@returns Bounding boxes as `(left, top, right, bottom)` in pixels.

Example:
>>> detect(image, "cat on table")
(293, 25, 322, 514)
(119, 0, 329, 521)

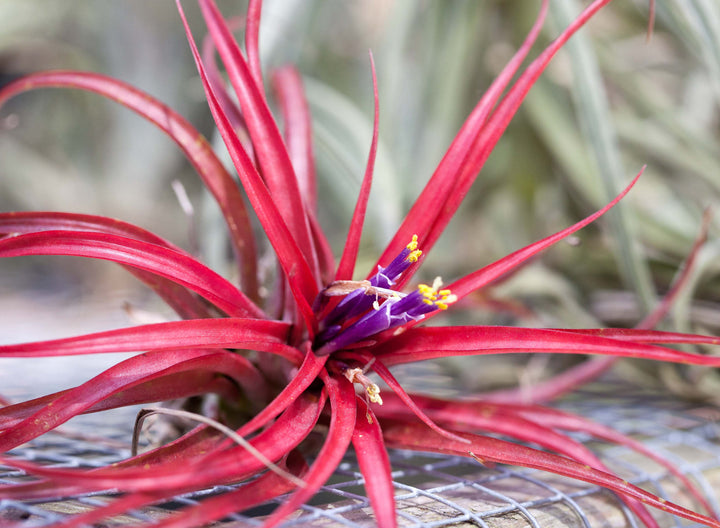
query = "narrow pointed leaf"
(0, 211, 211, 318)
(420, 0, 616, 256)
(0, 317, 298, 362)
(382, 421, 720, 528)
(375, 325, 720, 367)
(237, 346, 326, 437)
(353, 398, 397, 528)
(273, 66, 318, 212)
(375, 0, 550, 269)
(198, 0, 318, 278)
(261, 371, 357, 528)
(245, 0, 264, 94)
(336, 53, 379, 282)
(445, 169, 643, 303)
(177, 1, 318, 331)
(0, 393, 325, 495)
(0, 349, 252, 451)
(342, 352, 471, 445)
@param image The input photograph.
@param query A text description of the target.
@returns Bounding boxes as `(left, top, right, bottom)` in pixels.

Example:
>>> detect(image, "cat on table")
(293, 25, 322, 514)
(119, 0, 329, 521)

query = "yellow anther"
(366, 383, 383, 405)
(344, 367, 383, 406)
(416, 281, 456, 310)
(406, 234, 419, 251)
(406, 249, 422, 262)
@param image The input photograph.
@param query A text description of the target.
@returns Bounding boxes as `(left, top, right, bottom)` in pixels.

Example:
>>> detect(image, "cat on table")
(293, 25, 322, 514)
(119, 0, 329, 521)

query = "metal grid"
(2, 385, 720, 527)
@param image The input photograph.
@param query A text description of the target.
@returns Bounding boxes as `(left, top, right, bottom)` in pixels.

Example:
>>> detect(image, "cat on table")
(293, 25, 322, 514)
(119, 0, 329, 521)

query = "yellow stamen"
(416, 279, 457, 310)
(406, 249, 422, 262)
(366, 383, 383, 405)
(344, 368, 383, 405)
(406, 234, 419, 251)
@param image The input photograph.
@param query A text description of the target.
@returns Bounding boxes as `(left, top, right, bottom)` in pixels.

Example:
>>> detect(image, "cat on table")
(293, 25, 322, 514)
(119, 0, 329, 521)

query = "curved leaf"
(336, 53, 379, 282)
(261, 370, 357, 528)
(375, 325, 720, 367)
(353, 398, 396, 528)
(0, 317, 297, 361)
(177, 1, 319, 332)
(0, 71, 259, 297)
(0, 211, 211, 318)
(382, 420, 720, 528)
(374, 0, 550, 272)
(197, 0, 319, 280)
(0, 230, 264, 319)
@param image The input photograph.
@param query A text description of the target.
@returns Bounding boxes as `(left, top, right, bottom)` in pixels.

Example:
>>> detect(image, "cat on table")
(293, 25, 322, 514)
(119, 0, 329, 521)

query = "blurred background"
(1, 0, 719, 400)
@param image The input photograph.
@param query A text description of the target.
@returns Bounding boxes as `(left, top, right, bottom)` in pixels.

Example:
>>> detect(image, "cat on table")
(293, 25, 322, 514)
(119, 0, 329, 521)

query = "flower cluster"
(1, 1, 720, 528)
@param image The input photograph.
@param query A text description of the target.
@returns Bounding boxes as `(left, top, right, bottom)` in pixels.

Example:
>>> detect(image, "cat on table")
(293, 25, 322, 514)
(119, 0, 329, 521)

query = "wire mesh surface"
(2, 383, 720, 527)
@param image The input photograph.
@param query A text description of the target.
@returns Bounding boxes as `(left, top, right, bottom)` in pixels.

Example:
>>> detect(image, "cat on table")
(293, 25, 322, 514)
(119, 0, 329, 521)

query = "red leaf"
(0, 230, 264, 319)
(0, 392, 325, 495)
(197, 0, 319, 280)
(0, 371, 238, 429)
(177, 1, 319, 332)
(374, 0, 550, 272)
(382, 420, 720, 528)
(272, 66, 318, 212)
(260, 370, 357, 528)
(342, 352, 471, 445)
(0, 349, 255, 451)
(353, 398, 397, 528)
(336, 53, 380, 282)
(245, 0, 264, 95)
(0, 211, 211, 319)
(150, 452, 308, 528)
(237, 345, 327, 437)
(419, 0, 616, 257)
(0, 317, 297, 361)
(444, 168, 643, 304)
(0, 72, 259, 298)
(375, 393, 661, 528)
(375, 325, 720, 367)
(48, 453, 308, 528)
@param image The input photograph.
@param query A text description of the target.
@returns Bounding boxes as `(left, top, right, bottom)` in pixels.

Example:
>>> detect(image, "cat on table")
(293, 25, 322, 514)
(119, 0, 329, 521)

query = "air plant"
(1, 0, 719, 527)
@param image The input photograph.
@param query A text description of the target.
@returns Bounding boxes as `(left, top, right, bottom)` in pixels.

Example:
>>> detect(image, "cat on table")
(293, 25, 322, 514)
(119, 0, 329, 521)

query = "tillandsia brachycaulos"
(1, 1, 720, 527)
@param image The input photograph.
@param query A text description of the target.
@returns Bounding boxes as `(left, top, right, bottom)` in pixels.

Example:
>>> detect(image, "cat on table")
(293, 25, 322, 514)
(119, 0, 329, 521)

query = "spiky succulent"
(1, 1, 720, 527)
